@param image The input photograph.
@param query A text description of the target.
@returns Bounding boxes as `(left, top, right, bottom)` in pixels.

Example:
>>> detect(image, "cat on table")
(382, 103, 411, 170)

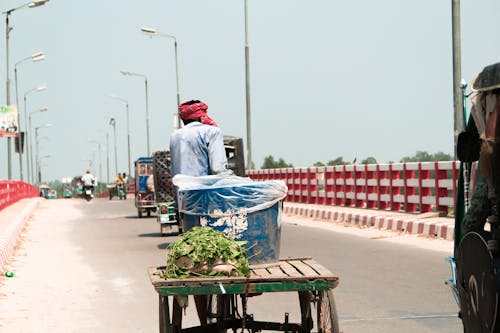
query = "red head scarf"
(178, 100, 217, 126)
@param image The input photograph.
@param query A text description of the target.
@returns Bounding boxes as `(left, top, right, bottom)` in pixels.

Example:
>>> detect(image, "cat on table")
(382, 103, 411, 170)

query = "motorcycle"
(83, 185, 94, 201)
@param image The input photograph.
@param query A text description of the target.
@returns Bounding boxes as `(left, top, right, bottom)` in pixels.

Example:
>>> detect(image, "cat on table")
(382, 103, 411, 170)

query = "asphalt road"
(0, 198, 462, 332)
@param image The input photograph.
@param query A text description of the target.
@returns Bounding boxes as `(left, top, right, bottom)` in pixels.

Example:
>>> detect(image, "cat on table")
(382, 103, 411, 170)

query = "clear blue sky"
(1, 0, 499, 183)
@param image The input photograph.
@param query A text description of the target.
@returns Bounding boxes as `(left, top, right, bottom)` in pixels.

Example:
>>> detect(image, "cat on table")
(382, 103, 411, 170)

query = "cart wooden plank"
(306, 258, 334, 276)
(287, 260, 318, 277)
(278, 261, 304, 278)
(149, 258, 338, 297)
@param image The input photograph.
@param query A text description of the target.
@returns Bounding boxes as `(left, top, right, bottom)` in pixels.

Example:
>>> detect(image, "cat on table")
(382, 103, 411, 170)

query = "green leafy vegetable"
(163, 226, 250, 279)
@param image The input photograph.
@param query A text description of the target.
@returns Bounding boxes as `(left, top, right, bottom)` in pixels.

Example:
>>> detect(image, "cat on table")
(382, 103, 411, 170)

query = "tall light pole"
(108, 93, 132, 176)
(89, 139, 102, 184)
(141, 27, 181, 128)
(3, 0, 50, 180)
(34, 122, 51, 185)
(23, 84, 46, 183)
(120, 70, 150, 156)
(243, 0, 252, 170)
(109, 117, 118, 177)
(451, 0, 463, 159)
(38, 154, 50, 184)
(14, 52, 44, 181)
(28, 108, 49, 183)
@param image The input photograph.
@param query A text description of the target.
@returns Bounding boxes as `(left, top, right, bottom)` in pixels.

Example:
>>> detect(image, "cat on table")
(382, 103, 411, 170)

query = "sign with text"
(0, 105, 18, 138)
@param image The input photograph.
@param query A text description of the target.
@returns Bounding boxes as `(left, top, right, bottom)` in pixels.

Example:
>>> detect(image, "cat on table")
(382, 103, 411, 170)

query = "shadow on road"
(138, 232, 164, 238)
(157, 242, 174, 250)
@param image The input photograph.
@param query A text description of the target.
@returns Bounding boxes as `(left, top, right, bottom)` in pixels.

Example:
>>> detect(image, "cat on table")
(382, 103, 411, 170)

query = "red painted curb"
(283, 204, 454, 241)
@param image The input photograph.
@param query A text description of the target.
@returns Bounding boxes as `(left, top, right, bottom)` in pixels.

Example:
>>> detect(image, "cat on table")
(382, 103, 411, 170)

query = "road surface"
(0, 198, 461, 332)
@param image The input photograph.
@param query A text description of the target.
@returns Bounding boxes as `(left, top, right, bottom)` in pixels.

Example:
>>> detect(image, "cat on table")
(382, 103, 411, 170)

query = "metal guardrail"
(248, 161, 461, 215)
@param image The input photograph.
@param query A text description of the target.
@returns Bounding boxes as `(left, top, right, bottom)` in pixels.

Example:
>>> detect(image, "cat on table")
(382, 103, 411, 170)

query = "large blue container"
(174, 175, 287, 265)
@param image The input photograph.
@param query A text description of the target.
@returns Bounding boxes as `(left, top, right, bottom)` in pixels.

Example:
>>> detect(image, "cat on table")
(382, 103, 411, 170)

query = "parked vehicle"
(134, 157, 156, 217)
(39, 184, 51, 198)
(446, 61, 500, 332)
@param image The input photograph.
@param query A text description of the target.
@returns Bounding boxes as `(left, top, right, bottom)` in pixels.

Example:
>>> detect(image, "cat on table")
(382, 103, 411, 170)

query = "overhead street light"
(88, 139, 103, 184)
(243, 0, 252, 170)
(108, 117, 118, 177)
(141, 26, 181, 129)
(108, 94, 131, 177)
(38, 154, 50, 184)
(3, 0, 50, 180)
(120, 70, 150, 156)
(34, 122, 51, 184)
(25, 86, 46, 182)
(30, 108, 48, 183)
(14, 52, 45, 181)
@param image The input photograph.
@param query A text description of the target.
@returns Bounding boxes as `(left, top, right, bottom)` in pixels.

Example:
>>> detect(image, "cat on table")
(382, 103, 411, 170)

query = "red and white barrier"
(0, 181, 39, 211)
(248, 161, 460, 215)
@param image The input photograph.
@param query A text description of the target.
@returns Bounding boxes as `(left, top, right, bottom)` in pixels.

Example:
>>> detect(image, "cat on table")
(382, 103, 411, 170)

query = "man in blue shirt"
(170, 100, 231, 178)
(169, 99, 232, 322)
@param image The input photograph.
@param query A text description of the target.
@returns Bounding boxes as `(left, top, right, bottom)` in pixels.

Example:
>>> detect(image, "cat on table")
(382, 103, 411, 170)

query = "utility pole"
(452, 0, 463, 159)
(244, 0, 252, 170)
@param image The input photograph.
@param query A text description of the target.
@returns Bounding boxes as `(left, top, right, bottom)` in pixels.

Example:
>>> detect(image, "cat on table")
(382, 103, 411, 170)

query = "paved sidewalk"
(0, 198, 42, 273)
(284, 202, 455, 241)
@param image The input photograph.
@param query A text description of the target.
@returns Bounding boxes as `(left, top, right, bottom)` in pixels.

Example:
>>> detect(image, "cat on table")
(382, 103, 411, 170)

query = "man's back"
(170, 122, 228, 177)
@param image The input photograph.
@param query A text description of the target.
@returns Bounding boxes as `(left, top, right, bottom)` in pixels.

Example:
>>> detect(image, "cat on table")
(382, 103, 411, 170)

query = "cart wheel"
(317, 290, 340, 333)
(138, 209, 143, 218)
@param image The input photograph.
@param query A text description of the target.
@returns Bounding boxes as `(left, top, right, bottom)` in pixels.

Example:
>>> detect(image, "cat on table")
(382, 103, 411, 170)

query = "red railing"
(247, 161, 460, 215)
(0, 181, 40, 211)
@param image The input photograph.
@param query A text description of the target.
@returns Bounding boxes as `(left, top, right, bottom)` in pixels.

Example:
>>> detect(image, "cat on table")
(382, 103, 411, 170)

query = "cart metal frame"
(149, 257, 340, 333)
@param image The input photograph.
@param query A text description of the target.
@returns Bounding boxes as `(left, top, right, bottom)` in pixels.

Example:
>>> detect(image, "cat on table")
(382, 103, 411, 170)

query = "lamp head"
(141, 27, 157, 35)
(29, 0, 49, 8)
(32, 52, 45, 62)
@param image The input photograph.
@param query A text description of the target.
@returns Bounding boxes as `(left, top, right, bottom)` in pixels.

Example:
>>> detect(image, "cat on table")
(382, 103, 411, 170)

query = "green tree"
(261, 155, 293, 169)
(400, 150, 452, 162)
(313, 161, 325, 167)
(327, 157, 346, 166)
(361, 156, 377, 164)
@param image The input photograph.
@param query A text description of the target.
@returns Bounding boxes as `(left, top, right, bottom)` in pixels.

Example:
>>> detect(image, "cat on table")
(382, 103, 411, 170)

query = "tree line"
(260, 150, 453, 169)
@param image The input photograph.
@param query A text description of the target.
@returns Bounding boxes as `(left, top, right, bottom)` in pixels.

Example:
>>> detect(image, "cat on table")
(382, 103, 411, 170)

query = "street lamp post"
(3, 0, 50, 180)
(244, 0, 252, 170)
(24, 85, 46, 183)
(120, 71, 150, 156)
(38, 154, 50, 184)
(14, 52, 44, 181)
(108, 94, 132, 176)
(109, 117, 118, 177)
(141, 27, 181, 128)
(89, 139, 102, 183)
(34, 122, 51, 185)
(27, 104, 47, 183)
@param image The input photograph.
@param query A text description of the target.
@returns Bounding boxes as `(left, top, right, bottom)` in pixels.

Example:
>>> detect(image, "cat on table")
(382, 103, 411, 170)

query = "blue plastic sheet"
(173, 175, 287, 215)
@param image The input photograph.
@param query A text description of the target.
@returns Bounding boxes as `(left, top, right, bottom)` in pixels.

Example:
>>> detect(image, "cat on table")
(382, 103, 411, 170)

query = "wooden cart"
(149, 257, 340, 333)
